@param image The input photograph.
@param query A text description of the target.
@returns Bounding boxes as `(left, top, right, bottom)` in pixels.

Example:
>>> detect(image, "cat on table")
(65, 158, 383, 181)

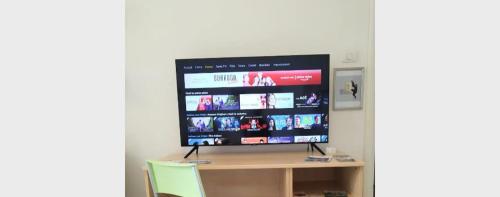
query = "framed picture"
(333, 67, 364, 110)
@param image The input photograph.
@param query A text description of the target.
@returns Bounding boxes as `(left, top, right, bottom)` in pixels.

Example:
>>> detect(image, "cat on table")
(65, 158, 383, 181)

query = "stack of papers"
(332, 155, 355, 162)
(166, 160, 212, 164)
(304, 155, 333, 162)
(183, 160, 211, 164)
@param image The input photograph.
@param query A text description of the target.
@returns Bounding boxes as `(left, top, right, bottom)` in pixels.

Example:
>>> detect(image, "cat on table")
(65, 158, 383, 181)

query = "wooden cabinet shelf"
(144, 151, 364, 197)
(293, 167, 363, 197)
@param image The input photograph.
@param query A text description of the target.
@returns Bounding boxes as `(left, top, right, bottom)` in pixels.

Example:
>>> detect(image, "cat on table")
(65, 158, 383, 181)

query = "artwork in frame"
(333, 67, 364, 110)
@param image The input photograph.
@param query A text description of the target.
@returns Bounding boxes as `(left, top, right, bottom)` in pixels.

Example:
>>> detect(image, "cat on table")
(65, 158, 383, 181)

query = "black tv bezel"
(175, 54, 330, 147)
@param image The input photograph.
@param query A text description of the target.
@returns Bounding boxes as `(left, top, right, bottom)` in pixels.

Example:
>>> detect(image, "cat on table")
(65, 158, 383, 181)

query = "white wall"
(126, 0, 374, 197)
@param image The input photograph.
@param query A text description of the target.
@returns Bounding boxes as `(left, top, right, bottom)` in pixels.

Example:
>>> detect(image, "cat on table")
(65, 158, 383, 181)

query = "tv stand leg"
(184, 144, 199, 159)
(308, 142, 326, 155)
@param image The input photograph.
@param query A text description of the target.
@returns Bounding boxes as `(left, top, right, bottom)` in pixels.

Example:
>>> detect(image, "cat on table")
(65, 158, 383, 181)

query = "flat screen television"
(176, 54, 330, 146)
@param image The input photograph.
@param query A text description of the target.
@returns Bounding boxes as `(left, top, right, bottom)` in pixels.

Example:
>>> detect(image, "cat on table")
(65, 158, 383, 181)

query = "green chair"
(146, 160, 206, 197)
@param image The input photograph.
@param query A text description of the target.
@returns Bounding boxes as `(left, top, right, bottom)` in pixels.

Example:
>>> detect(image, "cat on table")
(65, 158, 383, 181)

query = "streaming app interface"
(176, 55, 330, 146)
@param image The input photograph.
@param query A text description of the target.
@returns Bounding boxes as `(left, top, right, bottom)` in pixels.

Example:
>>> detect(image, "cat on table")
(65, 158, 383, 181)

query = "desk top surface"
(157, 151, 364, 170)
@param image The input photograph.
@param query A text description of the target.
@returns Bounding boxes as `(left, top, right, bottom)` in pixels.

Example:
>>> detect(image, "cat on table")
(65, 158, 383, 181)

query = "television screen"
(176, 54, 330, 146)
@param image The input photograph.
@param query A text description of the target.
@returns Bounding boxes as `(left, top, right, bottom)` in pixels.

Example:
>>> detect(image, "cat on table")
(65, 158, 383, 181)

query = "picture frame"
(333, 67, 364, 110)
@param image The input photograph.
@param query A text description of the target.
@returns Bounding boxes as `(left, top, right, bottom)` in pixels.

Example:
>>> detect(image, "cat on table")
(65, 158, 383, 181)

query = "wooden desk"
(144, 151, 364, 197)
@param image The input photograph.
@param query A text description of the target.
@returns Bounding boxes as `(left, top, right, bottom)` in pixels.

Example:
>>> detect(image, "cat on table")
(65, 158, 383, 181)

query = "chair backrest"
(146, 160, 205, 197)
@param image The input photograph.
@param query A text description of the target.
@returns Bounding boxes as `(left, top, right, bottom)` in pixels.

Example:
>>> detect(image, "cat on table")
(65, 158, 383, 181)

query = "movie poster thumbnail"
(294, 135, 322, 143)
(266, 115, 294, 131)
(320, 135, 328, 142)
(295, 92, 321, 108)
(293, 114, 323, 130)
(212, 94, 239, 110)
(185, 95, 213, 111)
(187, 117, 213, 132)
(214, 138, 230, 145)
(267, 93, 294, 109)
(188, 138, 215, 146)
(240, 116, 267, 131)
(241, 137, 268, 144)
(268, 136, 294, 144)
(214, 116, 241, 131)
(240, 93, 267, 109)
